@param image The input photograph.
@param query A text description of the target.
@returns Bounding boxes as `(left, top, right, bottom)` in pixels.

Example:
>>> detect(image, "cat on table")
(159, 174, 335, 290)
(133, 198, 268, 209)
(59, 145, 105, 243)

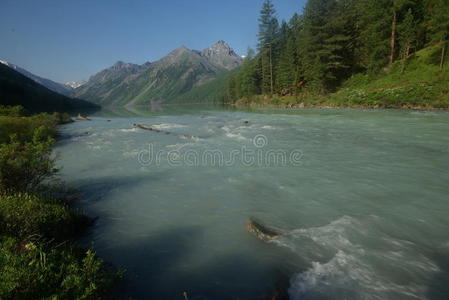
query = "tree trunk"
(261, 55, 265, 93)
(401, 44, 410, 74)
(440, 41, 446, 71)
(269, 44, 274, 96)
(389, 11, 397, 66)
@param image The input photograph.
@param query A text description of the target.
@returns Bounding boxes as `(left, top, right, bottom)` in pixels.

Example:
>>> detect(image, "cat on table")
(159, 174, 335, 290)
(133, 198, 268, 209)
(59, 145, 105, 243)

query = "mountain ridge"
(0, 63, 99, 113)
(73, 41, 242, 106)
(0, 60, 73, 96)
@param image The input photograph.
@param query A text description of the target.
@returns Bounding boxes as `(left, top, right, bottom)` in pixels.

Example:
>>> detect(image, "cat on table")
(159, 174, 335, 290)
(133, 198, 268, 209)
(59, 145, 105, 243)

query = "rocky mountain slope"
(73, 41, 242, 106)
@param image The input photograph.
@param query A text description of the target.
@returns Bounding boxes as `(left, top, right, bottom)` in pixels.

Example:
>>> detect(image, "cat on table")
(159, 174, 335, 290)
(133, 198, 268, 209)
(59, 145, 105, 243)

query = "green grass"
(0, 238, 119, 300)
(173, 68, 239, 103)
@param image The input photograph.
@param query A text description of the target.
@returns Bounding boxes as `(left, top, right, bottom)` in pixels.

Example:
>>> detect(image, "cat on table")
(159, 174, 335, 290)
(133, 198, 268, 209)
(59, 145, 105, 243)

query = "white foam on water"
(181, 135, 202, 142)
(280, 216, 431, 300)
(288, 250, 423, 300)
(151, 123, 188, 130)
(120, 128, 140, 133)
(225, 132, 248, 141)
(166, 143, 187, 149)
(122, 150, 140, 159)
(274, 216, 356, 252)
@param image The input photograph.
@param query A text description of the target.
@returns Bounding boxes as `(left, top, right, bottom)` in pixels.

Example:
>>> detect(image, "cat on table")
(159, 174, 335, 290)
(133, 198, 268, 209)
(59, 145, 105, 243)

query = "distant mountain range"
(1, 40, 241, 109)
(0, 63, 98, 113)
(72, 40, 243, 106)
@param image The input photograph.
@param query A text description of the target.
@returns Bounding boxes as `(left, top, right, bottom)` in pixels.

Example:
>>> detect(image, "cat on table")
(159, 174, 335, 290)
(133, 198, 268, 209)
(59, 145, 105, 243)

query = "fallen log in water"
(246, 217, 285, 242)
(134, 124, 196, 140)
(75, 114, 91, 121)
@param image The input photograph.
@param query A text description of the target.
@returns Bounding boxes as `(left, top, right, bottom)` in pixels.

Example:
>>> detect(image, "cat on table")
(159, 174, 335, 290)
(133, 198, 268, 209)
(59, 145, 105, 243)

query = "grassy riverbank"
(0, 106, 120, 299)
(235, 44, 449, 110)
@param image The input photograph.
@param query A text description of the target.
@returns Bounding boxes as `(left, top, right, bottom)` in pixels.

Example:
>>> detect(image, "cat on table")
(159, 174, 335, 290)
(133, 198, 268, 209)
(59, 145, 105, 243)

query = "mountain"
(201, 40, 242, 70)
(65, 81, 85, 89)
(0, 63, 99, 113)
(73, 41, 243, 106)
(172, 67, 240, 103)
(0, 60, 73, 96)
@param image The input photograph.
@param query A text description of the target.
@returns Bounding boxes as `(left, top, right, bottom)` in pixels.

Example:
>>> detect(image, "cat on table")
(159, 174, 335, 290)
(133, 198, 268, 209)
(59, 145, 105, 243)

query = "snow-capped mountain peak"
(65, 81, 85, 89)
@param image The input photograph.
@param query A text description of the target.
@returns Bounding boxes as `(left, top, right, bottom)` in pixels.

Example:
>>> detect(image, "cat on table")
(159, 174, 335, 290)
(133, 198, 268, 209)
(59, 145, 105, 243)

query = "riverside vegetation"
(220, 0, 449, 109)
(0, 105, 120, 300)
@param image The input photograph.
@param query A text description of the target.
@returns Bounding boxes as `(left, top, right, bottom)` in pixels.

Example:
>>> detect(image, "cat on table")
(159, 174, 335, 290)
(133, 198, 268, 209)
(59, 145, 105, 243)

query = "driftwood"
(75, 114, 91, 121)
(134, 124, 196, 140)
(246, 217, 284, 242)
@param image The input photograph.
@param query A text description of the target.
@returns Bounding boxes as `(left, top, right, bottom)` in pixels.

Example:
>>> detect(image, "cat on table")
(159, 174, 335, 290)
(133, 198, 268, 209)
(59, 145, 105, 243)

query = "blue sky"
(0, 0, 306, 83)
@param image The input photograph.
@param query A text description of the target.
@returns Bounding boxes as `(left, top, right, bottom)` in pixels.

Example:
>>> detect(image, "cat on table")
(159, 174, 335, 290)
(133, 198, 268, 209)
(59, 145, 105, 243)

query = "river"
(55, 106, 449, 299)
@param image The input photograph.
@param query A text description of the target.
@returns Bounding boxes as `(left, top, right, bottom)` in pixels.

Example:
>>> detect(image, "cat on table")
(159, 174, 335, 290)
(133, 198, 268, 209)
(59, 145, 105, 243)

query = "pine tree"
(399, 8, 417, 72)
(426, 0, 449, 70)
(300, 0, 353, 91)
(258, 0, 278, 95)
(227, 0, 443, 102)
(237, 48, 260, 97)
(357, 0, 392, 71)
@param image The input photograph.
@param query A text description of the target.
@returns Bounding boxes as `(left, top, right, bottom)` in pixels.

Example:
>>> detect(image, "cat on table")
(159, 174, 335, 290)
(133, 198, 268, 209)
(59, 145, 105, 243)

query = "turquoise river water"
(55, 106, 449, 300)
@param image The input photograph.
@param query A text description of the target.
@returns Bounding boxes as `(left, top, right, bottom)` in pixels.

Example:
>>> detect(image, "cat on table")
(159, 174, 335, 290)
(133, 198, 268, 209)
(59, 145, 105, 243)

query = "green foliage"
(173, 68, 240, 103)
(257, 0, 279, 50)
(0, 113, 58, 144)
(0, 238, 120, 300)
(227, 0, 449, 108)
(0, 127, 56, 192)
(426, 0, 449, 43)
(0, 105, 25, 117)
(235, 43, 449, 108)
(0, 193, 81, 240)
(0, 108, 119, 299)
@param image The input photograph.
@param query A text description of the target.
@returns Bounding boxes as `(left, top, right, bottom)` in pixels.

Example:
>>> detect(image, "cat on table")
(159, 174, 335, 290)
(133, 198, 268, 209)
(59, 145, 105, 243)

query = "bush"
(0, 105, 25, 117)
(0, 114, 58, 144)
(0, 127, 57, 192)
(0, 238, 120, 300)
(0, 193, 88, 241)
(0, 107, 120, 299)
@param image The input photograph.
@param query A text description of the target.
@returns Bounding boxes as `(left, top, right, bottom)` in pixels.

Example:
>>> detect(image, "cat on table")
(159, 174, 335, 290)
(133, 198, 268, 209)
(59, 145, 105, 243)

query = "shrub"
(0, 192, 88, 241)
(0, 238, 120, 300)
(0, 113, 58, 144)
(0, 127, 57, 192)
(0, 105, 25, 117)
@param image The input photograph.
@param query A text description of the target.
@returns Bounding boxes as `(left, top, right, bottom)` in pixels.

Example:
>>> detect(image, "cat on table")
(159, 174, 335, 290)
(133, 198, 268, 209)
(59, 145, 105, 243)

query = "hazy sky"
(0, 0, 306, 83)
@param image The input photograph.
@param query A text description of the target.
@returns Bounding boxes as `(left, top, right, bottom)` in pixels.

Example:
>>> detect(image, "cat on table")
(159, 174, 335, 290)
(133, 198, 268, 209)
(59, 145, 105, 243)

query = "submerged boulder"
(246, 217, 284, 242)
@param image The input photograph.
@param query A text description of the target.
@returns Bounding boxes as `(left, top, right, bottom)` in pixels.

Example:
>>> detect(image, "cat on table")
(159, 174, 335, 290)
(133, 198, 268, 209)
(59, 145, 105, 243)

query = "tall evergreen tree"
(399, 8, 417, 72)
(300, 0, 353, 91)
(258, 0, 278, 95)
(426, 0, 449, 69)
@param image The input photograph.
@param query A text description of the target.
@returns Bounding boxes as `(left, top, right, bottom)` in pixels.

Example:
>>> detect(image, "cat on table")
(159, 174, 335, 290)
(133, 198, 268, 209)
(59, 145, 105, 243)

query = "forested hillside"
(225, 0, 449, 108)
(0, 64, 99, 113)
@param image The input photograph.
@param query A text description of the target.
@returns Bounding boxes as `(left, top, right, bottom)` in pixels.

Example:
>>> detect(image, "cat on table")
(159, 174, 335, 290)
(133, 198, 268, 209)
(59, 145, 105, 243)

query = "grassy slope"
(236, 44, 449, 109)
(172, 68, 238, 104)
(0, 64, 99, 113)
